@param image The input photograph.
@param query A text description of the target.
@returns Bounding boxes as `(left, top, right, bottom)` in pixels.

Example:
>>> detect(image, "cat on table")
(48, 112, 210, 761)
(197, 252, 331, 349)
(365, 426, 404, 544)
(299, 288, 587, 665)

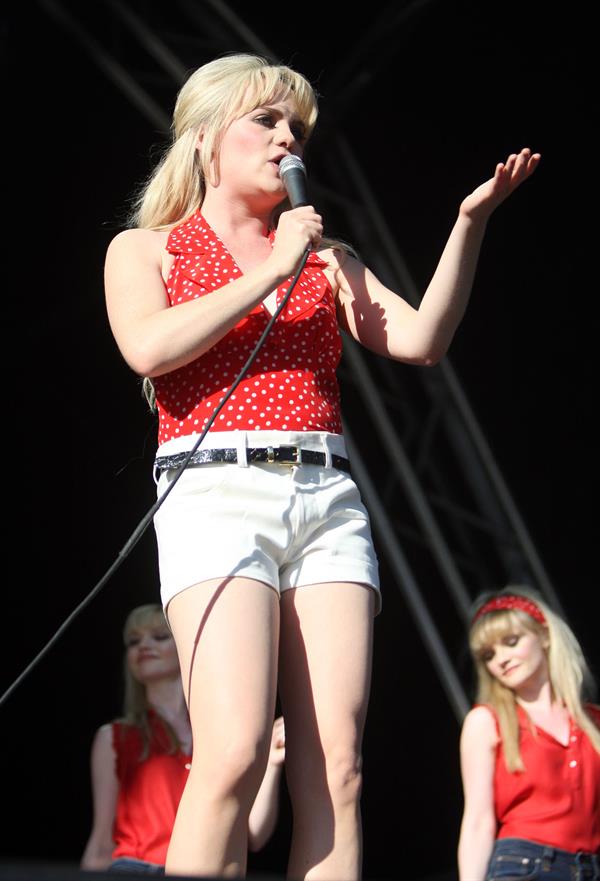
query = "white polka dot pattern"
(153, 211, 344, 444)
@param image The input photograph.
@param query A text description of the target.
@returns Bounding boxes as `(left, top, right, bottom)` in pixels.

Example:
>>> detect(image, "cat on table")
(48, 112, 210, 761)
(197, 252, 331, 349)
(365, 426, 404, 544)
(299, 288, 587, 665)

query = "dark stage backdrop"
(3, 2, 596, 880)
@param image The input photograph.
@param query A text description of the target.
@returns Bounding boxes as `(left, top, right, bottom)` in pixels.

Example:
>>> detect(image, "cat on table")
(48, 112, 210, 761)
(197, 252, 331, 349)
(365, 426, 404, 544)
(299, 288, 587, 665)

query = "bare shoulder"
(461, 705, 498, 746)
(107, 227, 169, 259)
(105, 228, 174, 286)
(89, 722, 117, 769)
(93, 722, 115, 746)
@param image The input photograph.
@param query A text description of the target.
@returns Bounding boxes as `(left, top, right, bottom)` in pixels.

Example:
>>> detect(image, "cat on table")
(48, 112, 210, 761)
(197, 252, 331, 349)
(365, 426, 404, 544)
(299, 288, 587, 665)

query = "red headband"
(472, 595, 546, 626)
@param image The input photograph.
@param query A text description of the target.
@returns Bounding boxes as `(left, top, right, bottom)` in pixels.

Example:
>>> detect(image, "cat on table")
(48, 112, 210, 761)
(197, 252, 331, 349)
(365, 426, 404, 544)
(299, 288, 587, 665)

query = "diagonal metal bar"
(38, 0, 171, 131)
(107, 0, 189, 84)
(342, 335, 473, 622)
(344, 421, 470, 722)
(325, 0, 441, 119)
(438, 363, 564, 613)
(331, 131, 560, 609)
(180, 0, 277, 59)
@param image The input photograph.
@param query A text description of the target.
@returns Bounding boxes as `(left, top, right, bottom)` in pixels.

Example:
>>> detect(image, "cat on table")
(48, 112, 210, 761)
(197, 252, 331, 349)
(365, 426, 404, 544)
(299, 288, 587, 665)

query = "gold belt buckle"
(270, 446, 301, 465)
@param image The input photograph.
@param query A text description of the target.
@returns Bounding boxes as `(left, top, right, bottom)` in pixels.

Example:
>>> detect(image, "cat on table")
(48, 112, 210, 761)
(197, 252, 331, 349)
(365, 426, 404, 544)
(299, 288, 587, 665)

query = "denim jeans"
(486, 838, 599, 881)
(108, 857, 165, 874)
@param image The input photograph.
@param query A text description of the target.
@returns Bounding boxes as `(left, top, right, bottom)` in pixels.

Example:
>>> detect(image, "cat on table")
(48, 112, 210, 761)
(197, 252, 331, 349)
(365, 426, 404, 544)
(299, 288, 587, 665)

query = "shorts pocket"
(487, 853, 541, 881)
(158, 463, 234, 497)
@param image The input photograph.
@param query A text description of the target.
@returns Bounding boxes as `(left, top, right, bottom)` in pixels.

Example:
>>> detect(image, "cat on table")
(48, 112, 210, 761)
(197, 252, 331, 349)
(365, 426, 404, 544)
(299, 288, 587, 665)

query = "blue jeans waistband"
(109, 857, 165, 875)
(490, 838, 599, 880)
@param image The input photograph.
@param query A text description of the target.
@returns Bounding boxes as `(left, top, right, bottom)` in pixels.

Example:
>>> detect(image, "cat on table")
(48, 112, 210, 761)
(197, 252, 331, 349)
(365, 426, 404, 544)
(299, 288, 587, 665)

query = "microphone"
(279, 155, 309, 208)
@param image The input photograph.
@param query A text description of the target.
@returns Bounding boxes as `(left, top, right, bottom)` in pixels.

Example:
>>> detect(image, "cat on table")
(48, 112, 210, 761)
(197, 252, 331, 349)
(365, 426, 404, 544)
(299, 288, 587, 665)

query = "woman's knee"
(288, 742, 363, 807)
(191, 729, 270, 797)
(326, 746, 363, 805)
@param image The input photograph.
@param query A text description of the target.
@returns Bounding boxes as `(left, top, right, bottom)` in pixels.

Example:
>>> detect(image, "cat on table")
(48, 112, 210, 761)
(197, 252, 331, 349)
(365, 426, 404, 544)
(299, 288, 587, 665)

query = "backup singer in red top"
(80, 604, 284, 874)
(458, 587, 600, 880)
(104, 52, 540, 879)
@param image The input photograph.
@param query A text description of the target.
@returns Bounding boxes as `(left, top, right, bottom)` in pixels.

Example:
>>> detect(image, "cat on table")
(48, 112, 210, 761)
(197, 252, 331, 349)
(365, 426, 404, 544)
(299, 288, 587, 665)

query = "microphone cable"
(0, 247, 310, 709)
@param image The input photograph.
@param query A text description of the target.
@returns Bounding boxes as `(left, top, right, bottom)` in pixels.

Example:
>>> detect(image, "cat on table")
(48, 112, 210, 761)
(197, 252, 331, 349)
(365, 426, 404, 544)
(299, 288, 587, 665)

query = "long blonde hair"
(129, 53, 319, 231)
(119, 604, 181, 759)
(469, 585, 600, 772)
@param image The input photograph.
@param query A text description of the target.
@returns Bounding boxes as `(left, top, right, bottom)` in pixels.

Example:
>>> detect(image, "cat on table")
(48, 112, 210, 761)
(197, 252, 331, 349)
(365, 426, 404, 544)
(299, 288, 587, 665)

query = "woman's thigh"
(167, 577, 280, 759)
(278, 581, 374, 781)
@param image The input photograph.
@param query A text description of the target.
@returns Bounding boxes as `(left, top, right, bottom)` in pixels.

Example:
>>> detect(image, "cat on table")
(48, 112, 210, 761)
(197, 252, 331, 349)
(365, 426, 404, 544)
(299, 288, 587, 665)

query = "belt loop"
(574, 851, 596, 881)
(153, 462, 161, 485)
(541, 847, 553, 873)
(322, 433, 333, 469)
(236, 431, 248, 467)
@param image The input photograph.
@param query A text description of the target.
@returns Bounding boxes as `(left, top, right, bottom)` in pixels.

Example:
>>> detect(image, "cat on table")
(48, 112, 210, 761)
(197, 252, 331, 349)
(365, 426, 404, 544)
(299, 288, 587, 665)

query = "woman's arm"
(80, 724, 120, 870)
(457, 706, 499, 881)
(248, 716, 286, 851)
(333, 148, 540, 364)
(104, 207, 323, 378)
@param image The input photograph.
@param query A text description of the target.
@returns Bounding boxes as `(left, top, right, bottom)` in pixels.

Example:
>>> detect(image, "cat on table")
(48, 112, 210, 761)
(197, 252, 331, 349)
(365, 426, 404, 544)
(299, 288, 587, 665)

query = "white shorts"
(152, 431, 381, 614)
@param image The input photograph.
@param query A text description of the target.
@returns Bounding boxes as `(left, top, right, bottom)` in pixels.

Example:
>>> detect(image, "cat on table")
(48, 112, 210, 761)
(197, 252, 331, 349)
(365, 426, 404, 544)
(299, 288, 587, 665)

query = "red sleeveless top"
(153, 211, 343, 447)
(492, 703, 600, 851)
(111, 711, 191, 865)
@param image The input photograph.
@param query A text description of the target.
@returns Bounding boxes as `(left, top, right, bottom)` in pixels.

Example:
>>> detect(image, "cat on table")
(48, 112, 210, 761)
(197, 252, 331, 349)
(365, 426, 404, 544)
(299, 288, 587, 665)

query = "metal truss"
(38, 0, 561, 721)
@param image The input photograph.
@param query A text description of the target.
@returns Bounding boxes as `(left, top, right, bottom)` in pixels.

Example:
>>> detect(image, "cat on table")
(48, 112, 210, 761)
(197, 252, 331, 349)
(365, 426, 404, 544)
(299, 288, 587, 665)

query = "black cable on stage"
(0, 249, 310, 709)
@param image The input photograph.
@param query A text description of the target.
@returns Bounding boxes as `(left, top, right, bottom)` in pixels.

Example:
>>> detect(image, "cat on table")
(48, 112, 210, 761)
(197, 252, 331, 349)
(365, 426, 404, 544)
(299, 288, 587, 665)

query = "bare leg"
(279, 582, 375, 881)
(165, 577, 280, 878)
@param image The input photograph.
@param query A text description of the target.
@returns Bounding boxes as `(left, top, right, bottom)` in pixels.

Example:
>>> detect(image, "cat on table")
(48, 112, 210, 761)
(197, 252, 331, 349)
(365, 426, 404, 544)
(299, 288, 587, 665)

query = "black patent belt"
(155, 446, 351, 474)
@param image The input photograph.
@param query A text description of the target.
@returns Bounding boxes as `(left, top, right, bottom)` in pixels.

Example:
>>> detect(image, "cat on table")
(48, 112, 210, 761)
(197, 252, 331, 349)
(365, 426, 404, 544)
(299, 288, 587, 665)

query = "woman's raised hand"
(460, 147, 541, 221)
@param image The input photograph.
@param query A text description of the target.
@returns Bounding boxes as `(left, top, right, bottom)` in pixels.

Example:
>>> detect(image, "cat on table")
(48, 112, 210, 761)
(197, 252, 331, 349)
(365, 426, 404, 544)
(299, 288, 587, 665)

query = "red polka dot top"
(153, 210, 344, 447)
